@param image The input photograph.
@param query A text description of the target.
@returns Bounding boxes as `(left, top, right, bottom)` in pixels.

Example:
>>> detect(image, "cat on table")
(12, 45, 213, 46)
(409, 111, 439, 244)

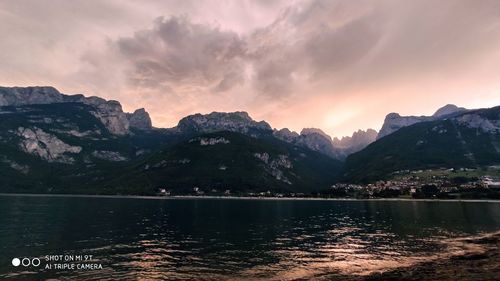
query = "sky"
(1, 0, 500, 138)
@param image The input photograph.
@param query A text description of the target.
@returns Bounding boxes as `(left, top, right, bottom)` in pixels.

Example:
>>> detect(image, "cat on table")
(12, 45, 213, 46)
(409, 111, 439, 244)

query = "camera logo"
(12, 257, 41, 267)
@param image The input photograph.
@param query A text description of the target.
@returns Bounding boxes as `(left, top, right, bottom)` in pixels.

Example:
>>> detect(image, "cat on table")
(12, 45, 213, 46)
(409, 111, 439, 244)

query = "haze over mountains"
(0, 86, 499, 194)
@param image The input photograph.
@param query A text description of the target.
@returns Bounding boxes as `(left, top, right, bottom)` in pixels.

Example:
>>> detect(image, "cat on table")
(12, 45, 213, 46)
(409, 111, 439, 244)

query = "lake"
(0, 195, 499, 280)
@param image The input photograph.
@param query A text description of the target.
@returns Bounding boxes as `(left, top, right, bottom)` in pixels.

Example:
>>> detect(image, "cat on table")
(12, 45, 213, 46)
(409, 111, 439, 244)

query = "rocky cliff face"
(126, 108, 152, 131)
(274, 127, 342, 159)
(274, 127, 379, 160)
(0, 86, 152, 135)
(295, 128, 340, 159)
(0, 86, 64, 105)
(300, 128, 333, 141)
(87, 99, 129, 135)
(254, 152, 293, 184)
(433, 104, 466, 117)
(454, 110, 500, 133)
(378, 104, 468, 139)
(377, 113, 429, 139)
(273, 128, 299, 143)
(176, 111, 272, 135)
(333, 129, 378, 155)
(16, 127, 82, 164)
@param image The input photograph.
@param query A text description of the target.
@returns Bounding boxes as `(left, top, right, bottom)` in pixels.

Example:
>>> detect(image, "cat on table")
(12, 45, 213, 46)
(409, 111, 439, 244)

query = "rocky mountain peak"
(273, 128, 299, 142)
(176, 111, 272, 134)
(385, 112, 401, 120)
(80, 98, 130, 135)
(274, 127, 379, 160)
(354, 128, 378, 138)
(433, 104, 466, 117)
(300, 128, 333, 141)
(127, 108, 152, 131)
(0, 86, 153, 135)
(0, 86, 64, 106)
(333, 129, 378, 148)
(331, 129, 378, 158)
(378, 113, 429, 140)
(292, 128, 343, 159)
(378, 104, 470, 139)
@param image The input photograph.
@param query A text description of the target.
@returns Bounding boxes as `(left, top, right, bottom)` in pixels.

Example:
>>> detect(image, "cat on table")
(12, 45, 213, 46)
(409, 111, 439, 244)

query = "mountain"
(0, 86, 343, 194)
(175, 111, 272, 136)
(273, 128, 336, 157)
(274, 127, 378, 160)
(0, 95, 174, 192)
(296, 128, 343, 159)
(332, 129, 378, 156)
(103, 131, 342, 194)
(126, 108, 152, 131)
(4, 85, 496, 192)
(273, 128, 299, 143)
(433, 104, 466, 117)
(173, 112, 371, 161)
(169, 111, 347, 160)
(0, 86, 154, 135)
(377, 104, 467, 139)
(343, 106, 500, 183)
(274, 128, 342, 159)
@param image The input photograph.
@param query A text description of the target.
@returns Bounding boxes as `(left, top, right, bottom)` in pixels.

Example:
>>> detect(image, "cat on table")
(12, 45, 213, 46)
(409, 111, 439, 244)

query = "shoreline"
(0, 193, 499, 203)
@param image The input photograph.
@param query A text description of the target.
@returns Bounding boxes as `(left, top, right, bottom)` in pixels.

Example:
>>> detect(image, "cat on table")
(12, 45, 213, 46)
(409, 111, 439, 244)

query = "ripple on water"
(1, 197, 499, 280)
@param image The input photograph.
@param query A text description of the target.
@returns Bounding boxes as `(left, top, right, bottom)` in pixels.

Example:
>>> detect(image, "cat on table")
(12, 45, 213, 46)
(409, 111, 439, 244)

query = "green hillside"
(343, 108, 500, 183)
(0, 103, 342, 195)
(0, 103, 169, 193)
(102, 131, 343, 194)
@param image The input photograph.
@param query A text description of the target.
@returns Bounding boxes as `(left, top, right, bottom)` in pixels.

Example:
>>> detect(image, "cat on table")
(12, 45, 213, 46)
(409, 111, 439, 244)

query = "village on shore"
(157, 168, 500, 200)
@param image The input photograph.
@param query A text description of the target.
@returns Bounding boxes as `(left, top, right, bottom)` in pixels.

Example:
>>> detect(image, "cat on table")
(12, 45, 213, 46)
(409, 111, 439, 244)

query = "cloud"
(245, 1, 382, 96)
(116, 16, 248, 94)
(49, 0, 500, 102)
(110, 1, 383, 98)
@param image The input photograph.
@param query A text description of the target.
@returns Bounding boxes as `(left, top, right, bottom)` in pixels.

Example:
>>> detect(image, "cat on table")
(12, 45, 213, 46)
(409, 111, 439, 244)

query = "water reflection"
(0, 196, 499, 280)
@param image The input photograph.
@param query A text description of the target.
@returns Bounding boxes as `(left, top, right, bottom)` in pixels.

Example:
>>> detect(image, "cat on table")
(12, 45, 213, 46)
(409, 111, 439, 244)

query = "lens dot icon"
(11, 258, 20, 267)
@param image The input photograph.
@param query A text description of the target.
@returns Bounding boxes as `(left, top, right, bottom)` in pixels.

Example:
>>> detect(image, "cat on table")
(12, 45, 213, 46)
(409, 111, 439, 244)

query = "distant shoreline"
(0, 193, 499, 203)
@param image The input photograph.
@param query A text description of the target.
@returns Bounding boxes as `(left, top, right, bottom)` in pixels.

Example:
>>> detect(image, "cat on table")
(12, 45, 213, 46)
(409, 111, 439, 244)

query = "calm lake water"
(0, 195, 499, 280)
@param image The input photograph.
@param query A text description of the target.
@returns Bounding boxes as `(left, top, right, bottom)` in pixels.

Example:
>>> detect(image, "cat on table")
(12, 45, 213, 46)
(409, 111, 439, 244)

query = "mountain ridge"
(0, 86, 380, 160)
(1, 85, 499, 194)
(0, 86, 345, 194)
(344, 106, 500, 183)
(377, 104, 469, 139)
(0, 86, 153, 134)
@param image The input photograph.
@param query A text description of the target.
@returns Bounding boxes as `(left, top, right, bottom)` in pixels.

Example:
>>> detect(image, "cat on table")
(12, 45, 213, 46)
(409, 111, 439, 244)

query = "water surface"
(0, 195, 499, 280)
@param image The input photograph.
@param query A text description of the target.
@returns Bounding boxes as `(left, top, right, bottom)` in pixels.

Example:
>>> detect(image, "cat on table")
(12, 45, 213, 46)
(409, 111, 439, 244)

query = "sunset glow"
(1, 0, 500, 137)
